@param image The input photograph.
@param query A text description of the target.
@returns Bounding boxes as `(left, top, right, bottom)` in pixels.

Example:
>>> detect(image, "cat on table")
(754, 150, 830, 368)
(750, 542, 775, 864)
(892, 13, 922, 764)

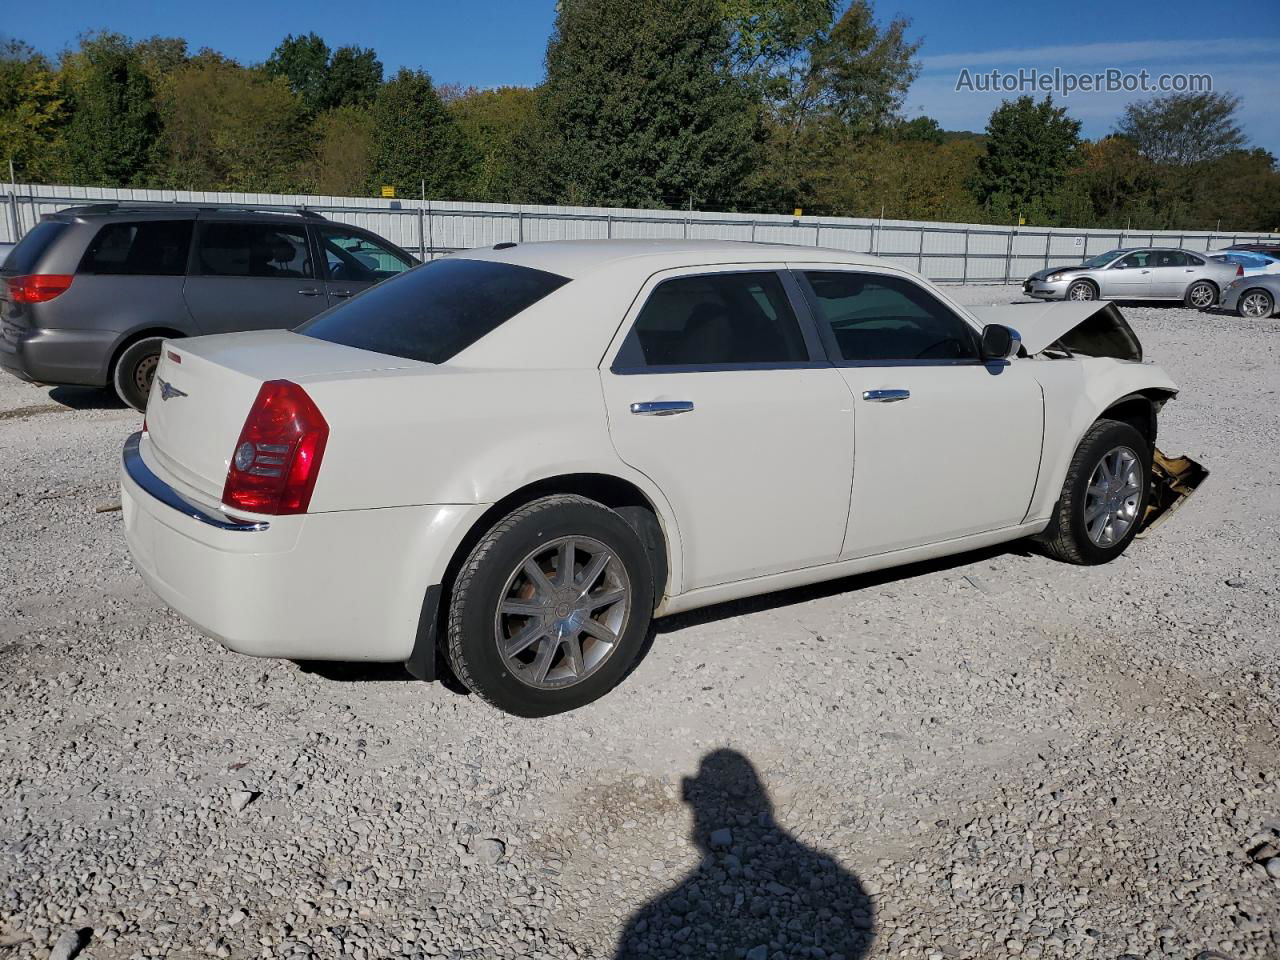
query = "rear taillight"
(6, 274, 73, 303)
(1236, 265, 1245, 277)
(221, 380, 329, 515)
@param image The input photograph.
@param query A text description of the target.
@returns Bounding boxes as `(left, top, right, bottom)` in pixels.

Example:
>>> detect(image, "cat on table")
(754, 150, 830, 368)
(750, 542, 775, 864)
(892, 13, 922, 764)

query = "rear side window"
(614, 271, 808, 368)
(79, 220, 194, 276)
(297, 258, 570, 364)
(804, 271, 978, 363)
(196, 222, 313, 278)
(3, 221, 68, 274)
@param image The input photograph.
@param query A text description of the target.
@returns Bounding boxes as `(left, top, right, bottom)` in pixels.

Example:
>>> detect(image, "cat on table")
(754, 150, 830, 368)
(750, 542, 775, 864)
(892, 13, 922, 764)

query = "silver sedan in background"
(1219, 273, 1279, 318)
(1024, 248, 1239, 308)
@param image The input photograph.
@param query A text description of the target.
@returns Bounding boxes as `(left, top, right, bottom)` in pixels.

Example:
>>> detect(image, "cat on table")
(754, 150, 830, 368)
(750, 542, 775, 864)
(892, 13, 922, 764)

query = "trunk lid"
(144, 330, 417, 500)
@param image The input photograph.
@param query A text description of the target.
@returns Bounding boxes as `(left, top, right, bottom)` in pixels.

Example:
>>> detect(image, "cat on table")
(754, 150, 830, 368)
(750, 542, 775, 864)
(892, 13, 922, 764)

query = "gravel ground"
(1, 286, 1277, 960)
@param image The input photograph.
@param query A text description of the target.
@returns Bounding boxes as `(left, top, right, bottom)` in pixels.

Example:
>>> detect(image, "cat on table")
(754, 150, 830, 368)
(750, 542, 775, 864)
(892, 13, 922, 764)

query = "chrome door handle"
(330, 289, 355, 298)
(862, 389, 910, 403)
(297, 288, 322, 297)
(630, 400, 694, 416)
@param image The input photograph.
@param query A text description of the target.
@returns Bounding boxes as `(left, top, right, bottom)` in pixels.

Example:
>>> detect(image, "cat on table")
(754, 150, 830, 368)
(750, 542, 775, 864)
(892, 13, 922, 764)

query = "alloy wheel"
(1068, 282, 1095, 301)
(1189, 283, 1215, 309)
(1241, 291, 1273, 318)
(494, 535, 631, 690)
(1083, 445, 1142, 547)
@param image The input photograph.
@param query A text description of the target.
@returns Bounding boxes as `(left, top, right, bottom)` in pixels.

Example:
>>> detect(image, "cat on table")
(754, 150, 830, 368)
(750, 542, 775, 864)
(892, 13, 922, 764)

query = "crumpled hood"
(1027, 264, 1091, 282)
(969, 300, 1143, 360)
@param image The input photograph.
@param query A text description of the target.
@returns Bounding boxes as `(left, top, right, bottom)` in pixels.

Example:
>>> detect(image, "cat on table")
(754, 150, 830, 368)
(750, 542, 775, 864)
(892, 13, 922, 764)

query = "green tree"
(448, 85, 539, 202)
(0, 39, 65, 180)
(61, 33, 159, 186)
(971, 96, 1081, 217)
(745, 0, 920, 211)
(1116, 92, 1245, 167)
(533, 0, 760, 208)
(264, 33, 331, 114)
(305, 104, 373, 196)
(324, 46, 382, 109)
(134, 35, 189, 84)
(369, 68, 474, 199)
(155, 54, 309, 192)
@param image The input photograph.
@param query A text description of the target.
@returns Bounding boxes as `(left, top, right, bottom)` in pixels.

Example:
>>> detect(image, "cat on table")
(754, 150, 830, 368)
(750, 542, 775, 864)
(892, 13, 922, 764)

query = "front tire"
(445, 495, 655, 717)
(1184, 280, 1216, 310)
(1067, 279, 1097, 301)
(112, 337, 165, 411)
(1238, 288, 1274, 319)
(1036, 419, 1151, 565)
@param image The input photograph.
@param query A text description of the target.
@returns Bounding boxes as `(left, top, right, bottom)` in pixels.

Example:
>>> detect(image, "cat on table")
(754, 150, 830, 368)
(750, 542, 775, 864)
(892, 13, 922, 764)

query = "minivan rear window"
(3, 221, 68, 274)
(297, 258, 571, 364)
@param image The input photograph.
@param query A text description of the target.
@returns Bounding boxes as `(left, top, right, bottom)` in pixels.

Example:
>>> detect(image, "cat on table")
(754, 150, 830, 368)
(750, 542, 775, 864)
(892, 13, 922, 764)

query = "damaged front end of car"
(970, 298, 1210, 534)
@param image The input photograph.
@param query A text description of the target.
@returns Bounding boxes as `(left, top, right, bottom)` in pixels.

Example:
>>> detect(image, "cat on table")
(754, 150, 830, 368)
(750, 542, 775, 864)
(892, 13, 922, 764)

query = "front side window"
(319, 227, 413, 283)
(615, 271, 808, 369)
(804, 271, 978, 363)
(298, 257, 570, 364)
(79, 220, 194, 276)
(196, 222, 312, 278)
(1083, 249, 1127, 268)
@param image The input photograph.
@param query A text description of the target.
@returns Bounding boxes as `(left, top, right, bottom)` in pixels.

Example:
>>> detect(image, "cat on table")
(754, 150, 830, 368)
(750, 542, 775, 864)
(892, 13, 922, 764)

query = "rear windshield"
(297, 257, 571, 364)
(3, 221, 69, 274)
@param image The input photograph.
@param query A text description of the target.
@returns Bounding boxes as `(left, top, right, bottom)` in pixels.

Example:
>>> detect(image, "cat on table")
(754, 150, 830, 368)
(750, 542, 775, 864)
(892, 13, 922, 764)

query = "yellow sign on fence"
(380, 185, 396, 199)
(793, 207, 803, 218)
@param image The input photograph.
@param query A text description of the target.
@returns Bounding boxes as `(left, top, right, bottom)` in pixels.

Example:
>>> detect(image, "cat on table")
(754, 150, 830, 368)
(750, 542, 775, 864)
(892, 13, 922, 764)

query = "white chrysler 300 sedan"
(122, 240, 1180, 716)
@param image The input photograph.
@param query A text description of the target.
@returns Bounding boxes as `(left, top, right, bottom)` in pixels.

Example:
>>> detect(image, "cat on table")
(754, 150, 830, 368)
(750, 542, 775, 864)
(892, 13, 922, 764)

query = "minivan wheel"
(1035, 419, 1151, 565)
(112, 337, 165, 411)
(445, 494, 655, 717)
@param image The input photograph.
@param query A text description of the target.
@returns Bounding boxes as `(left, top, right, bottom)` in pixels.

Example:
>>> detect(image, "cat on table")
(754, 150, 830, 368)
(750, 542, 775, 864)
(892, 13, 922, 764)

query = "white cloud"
(919, 37, 1275, 71)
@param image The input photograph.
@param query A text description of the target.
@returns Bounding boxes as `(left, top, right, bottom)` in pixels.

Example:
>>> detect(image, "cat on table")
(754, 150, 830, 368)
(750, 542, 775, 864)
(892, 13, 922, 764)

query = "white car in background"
(122, 240, 1188, 716)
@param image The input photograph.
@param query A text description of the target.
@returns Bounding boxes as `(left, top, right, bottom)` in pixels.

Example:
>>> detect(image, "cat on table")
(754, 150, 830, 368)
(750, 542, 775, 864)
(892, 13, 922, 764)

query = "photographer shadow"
(615, 749, 874, 960)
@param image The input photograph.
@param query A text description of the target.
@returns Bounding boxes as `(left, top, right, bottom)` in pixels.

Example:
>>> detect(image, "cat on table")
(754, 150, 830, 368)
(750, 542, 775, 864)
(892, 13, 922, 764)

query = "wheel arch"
(1069, 277, 1100, 299)
(440, 472, 678, 615)
(1099, 389, 1176, 447)
(105, 325, 187, 382)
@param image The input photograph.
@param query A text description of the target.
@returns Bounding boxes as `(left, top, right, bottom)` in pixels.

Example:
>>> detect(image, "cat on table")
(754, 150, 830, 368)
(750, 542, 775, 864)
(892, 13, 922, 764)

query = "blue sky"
(4, 0, 1277, 152)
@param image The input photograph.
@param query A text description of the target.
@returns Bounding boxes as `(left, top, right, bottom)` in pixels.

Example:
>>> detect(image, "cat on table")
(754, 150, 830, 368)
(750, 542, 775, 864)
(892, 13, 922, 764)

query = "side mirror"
(980, 324, 1021, 361)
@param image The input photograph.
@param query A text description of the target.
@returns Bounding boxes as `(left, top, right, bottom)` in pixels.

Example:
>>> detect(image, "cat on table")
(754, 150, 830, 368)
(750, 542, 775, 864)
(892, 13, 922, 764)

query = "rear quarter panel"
(299, 366, 686, 590)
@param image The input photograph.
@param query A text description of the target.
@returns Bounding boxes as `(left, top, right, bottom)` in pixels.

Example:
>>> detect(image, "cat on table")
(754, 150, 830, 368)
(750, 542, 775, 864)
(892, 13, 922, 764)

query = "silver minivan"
(0, 205, 417, 408)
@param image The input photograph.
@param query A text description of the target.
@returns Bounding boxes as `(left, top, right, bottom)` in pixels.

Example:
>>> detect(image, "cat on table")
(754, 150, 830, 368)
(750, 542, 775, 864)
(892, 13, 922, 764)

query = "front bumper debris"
(1137, 449, 1209, 538)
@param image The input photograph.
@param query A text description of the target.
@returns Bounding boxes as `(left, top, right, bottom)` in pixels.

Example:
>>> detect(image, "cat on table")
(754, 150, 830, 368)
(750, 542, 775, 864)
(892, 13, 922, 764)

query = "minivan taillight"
(1236, 265, 1245, 277)
(222, 380, 329, 515)
(6, 274, 73, 303)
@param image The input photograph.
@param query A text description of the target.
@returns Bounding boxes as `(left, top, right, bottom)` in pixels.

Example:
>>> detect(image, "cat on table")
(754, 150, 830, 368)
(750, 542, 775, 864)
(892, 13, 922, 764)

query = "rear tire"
(1035, 419, 1151, 565)
(112, 337, 165, 411)
(1184, 280, 1216, 310)
(445, 494, 655, 717)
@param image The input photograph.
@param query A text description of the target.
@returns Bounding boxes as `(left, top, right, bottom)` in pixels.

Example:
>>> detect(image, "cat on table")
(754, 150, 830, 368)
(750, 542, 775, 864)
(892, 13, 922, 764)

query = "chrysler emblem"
(158, 378, 188, 401)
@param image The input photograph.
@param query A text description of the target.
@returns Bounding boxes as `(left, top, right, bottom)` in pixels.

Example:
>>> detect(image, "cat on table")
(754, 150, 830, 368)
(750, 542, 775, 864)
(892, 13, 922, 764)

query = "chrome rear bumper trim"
(122, 432, 269, 532)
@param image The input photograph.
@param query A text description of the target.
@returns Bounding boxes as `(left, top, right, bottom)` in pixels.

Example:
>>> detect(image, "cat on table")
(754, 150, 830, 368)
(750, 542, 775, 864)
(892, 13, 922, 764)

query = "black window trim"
(793, 267, 989, 369)
(75, 218, 196, 278)
(188, 218, 317, 280)
(315, 223, 416, 283)
(608, 266, 832, 375)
